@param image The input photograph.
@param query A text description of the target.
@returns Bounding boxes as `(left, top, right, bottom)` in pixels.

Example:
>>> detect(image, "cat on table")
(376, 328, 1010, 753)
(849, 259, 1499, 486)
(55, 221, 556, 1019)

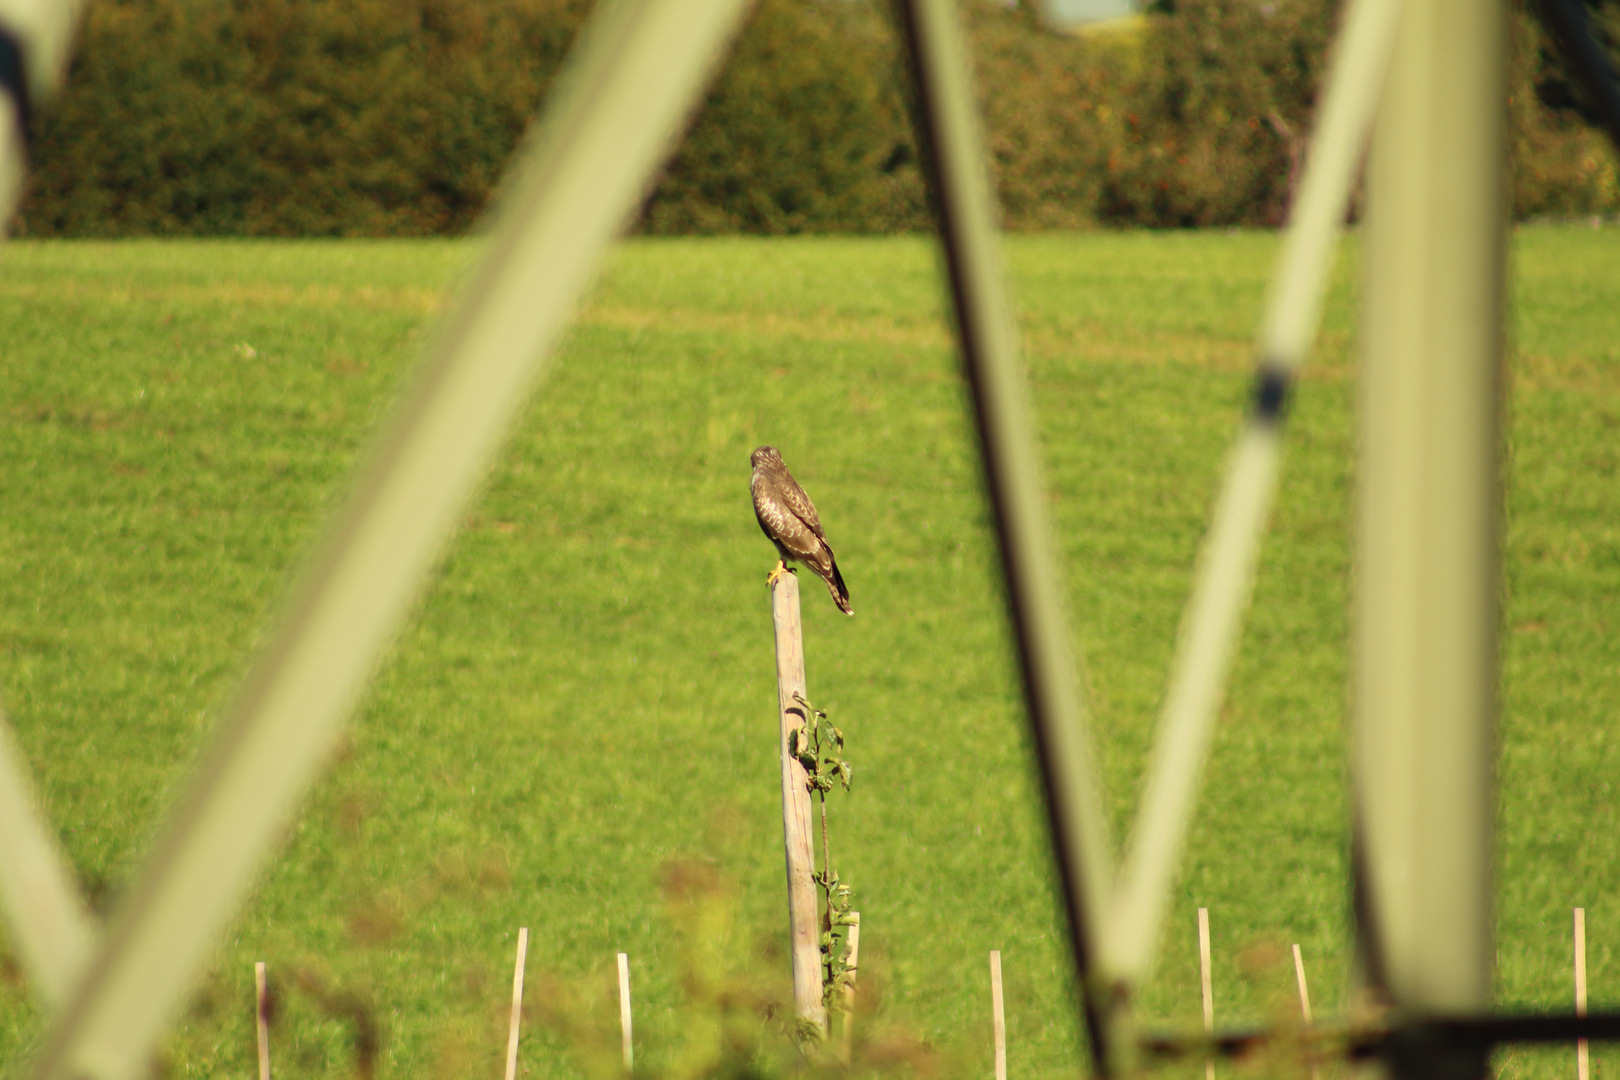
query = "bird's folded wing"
(780, 480, 824, 540)
(772, 512, 826, 565)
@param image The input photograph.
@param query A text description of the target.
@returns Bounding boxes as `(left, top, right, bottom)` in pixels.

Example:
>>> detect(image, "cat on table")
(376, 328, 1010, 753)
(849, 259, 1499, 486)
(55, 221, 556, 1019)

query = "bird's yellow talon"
(766, 561, 789, 587)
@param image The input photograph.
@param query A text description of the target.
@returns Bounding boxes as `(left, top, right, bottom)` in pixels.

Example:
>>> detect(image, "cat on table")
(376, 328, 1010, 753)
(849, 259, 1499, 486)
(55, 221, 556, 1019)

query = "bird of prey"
(750, 446, 853, 616)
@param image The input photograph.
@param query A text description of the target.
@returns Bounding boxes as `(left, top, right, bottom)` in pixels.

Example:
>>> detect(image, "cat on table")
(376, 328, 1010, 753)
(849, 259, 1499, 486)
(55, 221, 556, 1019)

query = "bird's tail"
(826, 558, 853, 616)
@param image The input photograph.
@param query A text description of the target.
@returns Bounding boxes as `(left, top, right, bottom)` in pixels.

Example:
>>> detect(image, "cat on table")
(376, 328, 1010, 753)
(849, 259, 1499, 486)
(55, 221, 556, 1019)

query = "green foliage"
(644, 0, 926, 235)
(1510, 0, 1620, 218)
(1099, 0, 1334, 227)
(18, 0, 1620, 234)
(22, 0, 592, 236)
(1100, 0, 1620, 226)
(540, 847, 940, 1080)
(789, 694, 853, 802)
(966, 2, 1129, 230)
(788, 692, 858, 1019)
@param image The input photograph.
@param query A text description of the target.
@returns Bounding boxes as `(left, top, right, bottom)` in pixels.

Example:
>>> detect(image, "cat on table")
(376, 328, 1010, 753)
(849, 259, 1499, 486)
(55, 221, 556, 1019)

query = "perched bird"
(750, 446, 853, 616)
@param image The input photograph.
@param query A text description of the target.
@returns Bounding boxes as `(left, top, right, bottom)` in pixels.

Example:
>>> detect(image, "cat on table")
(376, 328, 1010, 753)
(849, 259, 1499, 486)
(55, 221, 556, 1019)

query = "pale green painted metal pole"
(1258, 0, 1405, 369)
(0, 0, 88, 217)
(0, 0, 101, 1014)
(0, 718, 94, 1006)
(1354, 1, 1504, 1076)
(892, 0, 1117, 1066)
(1106, 0, 1404, 991)
(24, 1, 751, 1077)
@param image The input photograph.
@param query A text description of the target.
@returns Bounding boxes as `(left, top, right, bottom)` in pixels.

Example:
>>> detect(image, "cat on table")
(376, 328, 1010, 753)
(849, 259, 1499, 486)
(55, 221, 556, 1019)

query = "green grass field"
(0, 227, 1615, 1080)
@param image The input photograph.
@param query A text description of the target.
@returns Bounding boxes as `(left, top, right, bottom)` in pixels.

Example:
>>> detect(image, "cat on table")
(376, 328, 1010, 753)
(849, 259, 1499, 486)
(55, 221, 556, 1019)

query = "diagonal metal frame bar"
(0, 717, 95, 1006)
(891, 0, 1118, 1069)
(22, 1, 752, 1076)
(0, 0, 88, 227)
(0, 0, 107, 1012)
(1105, 0, 1405, 990)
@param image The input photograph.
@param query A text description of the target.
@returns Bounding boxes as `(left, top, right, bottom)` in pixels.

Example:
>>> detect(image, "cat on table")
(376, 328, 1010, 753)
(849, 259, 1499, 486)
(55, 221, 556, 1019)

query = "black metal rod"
(1140, 1012, 1620, 1064)
(1397, 1013, 1620, 1048)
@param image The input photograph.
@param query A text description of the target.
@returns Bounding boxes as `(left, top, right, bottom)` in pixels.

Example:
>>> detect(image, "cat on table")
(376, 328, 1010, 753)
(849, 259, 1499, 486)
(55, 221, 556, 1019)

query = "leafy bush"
(15, 0, 1620, 236)
(967, 2, 1128, 229)
(1510, 0, 1620, 218)
(644, 0, 926, 234)
(21, 0, 591, 236)
(1100, 0, 1334, 228)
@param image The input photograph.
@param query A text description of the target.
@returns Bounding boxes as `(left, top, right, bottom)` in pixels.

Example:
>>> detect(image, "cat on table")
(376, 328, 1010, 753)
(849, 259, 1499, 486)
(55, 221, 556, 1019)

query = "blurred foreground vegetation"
(18, 0, 1620, 237)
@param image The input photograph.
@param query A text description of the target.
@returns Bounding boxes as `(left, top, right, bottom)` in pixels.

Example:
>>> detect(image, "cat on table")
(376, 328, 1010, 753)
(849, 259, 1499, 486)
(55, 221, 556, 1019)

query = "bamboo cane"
(1576, 909, 1588, 1080)
(1292, 944, 1318, 1080)
(990, 950, 1007, 1080)
(840, 913, 861, 1063)
(504, 929, 528, 1080)
(618, 952, 633, 1074)
(1199, 909, 1214, 1080)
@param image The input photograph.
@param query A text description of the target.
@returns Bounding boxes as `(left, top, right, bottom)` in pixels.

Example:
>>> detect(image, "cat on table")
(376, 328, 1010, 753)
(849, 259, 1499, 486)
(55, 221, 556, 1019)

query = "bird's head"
(750, 446, 782, 468)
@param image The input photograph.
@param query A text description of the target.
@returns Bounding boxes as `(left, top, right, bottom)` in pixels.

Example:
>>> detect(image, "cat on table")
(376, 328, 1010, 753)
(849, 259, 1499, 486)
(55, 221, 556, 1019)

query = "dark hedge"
(15, 0, 1620, 236)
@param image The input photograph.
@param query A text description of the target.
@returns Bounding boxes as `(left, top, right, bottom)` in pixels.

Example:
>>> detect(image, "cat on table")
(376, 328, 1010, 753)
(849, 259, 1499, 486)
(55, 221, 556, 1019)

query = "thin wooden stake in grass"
(990, 950, 1007, 1080)
(617, 952, 634, 1074)
(255, 961, 271, 1080)
(769, 571, 826, 1031)
(1576, 908, 1589, 1080)
(1291, 943, 1313, 1022)
(504, 928, 528, 1080)
(1292, 944, 1318, 1080)
(840, 913, 861, 1064)
(1198, 908, 1214, 1080)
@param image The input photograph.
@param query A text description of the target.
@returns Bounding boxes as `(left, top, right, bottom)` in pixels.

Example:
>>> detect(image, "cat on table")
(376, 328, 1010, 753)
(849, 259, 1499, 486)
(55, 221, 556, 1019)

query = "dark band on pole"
(0, 28, 29, 146)
(1251, 365, 1293, 425)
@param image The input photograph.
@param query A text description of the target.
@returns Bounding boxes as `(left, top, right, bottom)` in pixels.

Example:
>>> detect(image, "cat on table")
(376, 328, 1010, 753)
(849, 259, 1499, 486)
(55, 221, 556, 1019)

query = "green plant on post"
(788, 693, 858, 1025)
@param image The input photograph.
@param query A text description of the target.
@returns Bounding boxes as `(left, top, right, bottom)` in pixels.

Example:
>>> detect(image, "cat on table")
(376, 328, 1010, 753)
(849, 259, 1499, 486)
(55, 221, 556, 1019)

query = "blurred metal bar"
(893, 0, 1117, 1069)
(1258, 0, 1404, 371)
(26, 1, 751, 1077)
(0, 717, 94, 1006)
(1108, 426, 1280, 982)
(0, 0, 98, 1014)
(0, 0, 88, 109)
(1354, 0, 1505, 1077)
(0, 0, 91, 220)
(1106, 0, 1403, 989)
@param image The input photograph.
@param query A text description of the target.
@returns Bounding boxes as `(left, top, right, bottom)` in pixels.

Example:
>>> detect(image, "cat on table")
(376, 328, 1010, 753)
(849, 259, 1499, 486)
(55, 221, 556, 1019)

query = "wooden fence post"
(770, 572, 826, 1032)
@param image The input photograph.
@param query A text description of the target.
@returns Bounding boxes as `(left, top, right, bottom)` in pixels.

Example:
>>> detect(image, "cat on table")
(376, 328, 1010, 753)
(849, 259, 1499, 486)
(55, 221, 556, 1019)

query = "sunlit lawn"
(0, 226, 1615, 1080)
